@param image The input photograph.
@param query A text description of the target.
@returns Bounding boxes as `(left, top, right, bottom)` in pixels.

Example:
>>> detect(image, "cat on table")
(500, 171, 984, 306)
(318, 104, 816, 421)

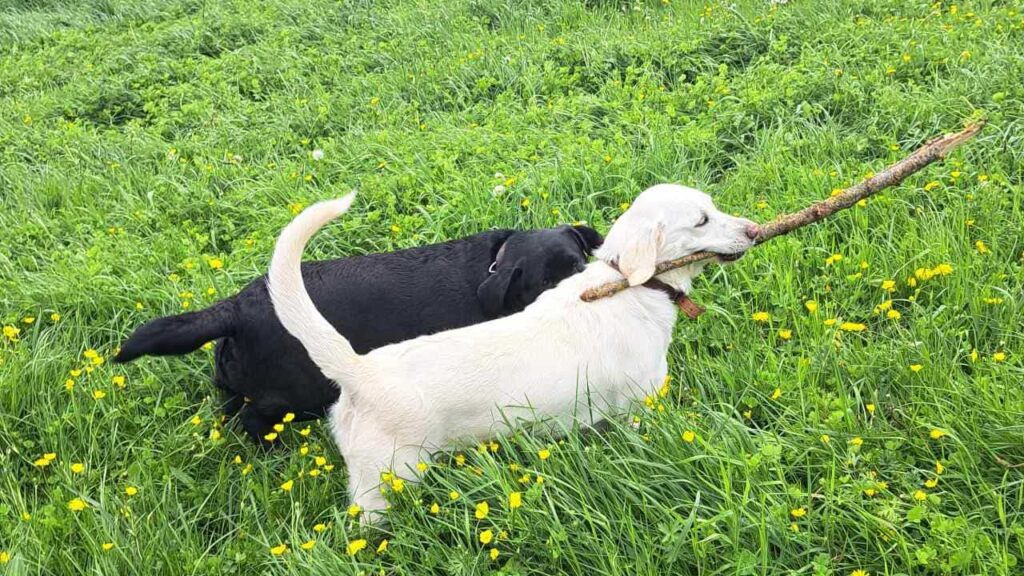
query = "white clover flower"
(312, 149, 324, 161)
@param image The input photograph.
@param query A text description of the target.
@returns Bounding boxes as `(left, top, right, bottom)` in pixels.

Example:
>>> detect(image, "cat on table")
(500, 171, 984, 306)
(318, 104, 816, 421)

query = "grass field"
(2, 0, 1023, 573)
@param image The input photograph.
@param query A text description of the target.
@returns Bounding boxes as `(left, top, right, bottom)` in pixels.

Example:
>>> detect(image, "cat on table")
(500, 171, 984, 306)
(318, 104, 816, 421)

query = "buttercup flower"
(68, 498, 89, 512)
(508, 492, 522, 509)
(805, 300, 818, 313)
(300, 539, 316, 550)
(347, 503, 361, 517)
(751, 312, 770, 322)
(346, 539, 367, 556)
(538, 449, 551, 460)
(270, 544, 288, 556)
(682, 430, 696, 443)
(479, 530, 494, 544)
(475, 501, 489, 519)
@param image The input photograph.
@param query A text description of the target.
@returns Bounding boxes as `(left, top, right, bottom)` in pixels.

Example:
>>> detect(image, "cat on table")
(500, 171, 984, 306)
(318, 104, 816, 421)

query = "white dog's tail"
(268, 194, 361, 384)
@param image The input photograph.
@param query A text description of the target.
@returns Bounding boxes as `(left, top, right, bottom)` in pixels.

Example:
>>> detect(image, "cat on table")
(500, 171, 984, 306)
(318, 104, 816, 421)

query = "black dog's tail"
(114, 300, 235, 363)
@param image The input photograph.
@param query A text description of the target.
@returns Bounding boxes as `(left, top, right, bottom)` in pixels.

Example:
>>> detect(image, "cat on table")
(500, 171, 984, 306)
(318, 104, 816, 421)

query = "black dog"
(114, 225, 603, 442)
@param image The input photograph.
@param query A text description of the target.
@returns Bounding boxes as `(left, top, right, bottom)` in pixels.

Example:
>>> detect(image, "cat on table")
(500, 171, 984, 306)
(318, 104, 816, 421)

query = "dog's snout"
(744, 223, 760, 240)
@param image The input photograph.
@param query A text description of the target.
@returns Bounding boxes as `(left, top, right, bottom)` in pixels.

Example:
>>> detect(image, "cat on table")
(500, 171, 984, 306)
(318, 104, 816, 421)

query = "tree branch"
(580, 121, 984, 303)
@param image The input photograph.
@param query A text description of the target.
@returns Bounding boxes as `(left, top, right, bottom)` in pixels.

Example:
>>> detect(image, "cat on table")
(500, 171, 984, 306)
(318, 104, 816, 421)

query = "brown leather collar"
(608, 263, 705, 319)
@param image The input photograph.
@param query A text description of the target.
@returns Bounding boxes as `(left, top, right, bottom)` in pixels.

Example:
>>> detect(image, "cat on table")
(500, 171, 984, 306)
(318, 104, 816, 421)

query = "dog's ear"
(477, 264, 523, 317)
(603, 218, 664, 286)
(568, 225, 604, 254)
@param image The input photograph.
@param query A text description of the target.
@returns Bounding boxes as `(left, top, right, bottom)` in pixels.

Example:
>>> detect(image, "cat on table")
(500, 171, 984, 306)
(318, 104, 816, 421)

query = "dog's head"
(478, 224, 604, 316)
(595, 184, 757, 288)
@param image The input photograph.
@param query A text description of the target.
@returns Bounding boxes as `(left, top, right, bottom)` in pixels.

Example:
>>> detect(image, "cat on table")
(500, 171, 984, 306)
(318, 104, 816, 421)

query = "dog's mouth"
(715, 252, 745, 263)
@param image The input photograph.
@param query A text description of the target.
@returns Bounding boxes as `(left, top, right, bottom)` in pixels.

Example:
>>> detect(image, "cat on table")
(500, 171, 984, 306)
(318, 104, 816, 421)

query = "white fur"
(268, 184, 756, 516)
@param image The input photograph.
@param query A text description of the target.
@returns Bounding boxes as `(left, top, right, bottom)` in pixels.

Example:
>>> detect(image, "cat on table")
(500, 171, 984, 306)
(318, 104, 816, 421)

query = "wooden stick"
(580, 121, 985, 302)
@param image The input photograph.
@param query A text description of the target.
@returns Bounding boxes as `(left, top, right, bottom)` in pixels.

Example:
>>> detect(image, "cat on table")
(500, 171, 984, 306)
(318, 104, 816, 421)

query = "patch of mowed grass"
(1, 0, 1023, 573)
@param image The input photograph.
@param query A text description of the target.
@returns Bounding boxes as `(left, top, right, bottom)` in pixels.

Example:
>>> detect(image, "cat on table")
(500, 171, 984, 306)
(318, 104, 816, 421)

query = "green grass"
(2, 0, 1023, 573)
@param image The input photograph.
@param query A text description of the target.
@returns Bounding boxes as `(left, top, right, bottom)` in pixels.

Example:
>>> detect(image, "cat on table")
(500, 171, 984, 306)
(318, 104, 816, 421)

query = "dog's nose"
(744, 223, 760, 240)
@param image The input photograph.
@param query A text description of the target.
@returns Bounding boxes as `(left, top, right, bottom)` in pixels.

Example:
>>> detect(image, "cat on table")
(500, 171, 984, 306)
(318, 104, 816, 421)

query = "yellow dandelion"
(70, 463, 85, 474)
(839, 322, 867, 332)
(881, 280, 896, 292)
(190, 415, 202, 426)
(936, 461, 945, 475)
(913, 490, 927, 501)
(264, 432, 278, 442)
(910, 364, 923, 372)
(479, 529, 494, 544)
(346, 539, 368, 556)
(280, 480, 294, 491)
(993, 352, 1006, 362)
(430, 502, 440, 514)
(102, 543, 114, 552)
(538, 448, 551, 460)
(751, 311, 770, 322)
(682, 430, 696, 443)
(450, 490, 460, 501)
(929, 429, 946, 440)
(824, 254, 843, 265)
(112, 375, 126, 388)
(823, 318, 837, 326)
(886, 309, 901, 320)
(313, 523, 327, 533)
(416, 461, 428, 473)
(866, 403, 876, 414)
(391, 478, 405, 493)
(849, 437, 863, 447)
(925, 477, 938, 488)
(68, 498, 89, 512)
(777, 329, 792, 340)
(299, 426, 311, 436)
(91, 389, 106, 400)
(208, 258, 224, 269)
(270, 544, 288, 556)
(820, 434, 830, 444)
(975, 240, 990, 254)
(790, 507, 807, 519)
(125, 486, 138, 496)
(273, 423, 284, 433)
(300, 539, 316, 550)
(376, 539, 388, 554)
(490, 548, 500, 560)
(347, 503, 361, 517)
(0, 552, 8, 565)
(851, 570, 870, 576)
(475, 501, 489, 519)
(508, 491, 522, 509)
(805, 300, 818, 313)
(282, 412, 295, 423)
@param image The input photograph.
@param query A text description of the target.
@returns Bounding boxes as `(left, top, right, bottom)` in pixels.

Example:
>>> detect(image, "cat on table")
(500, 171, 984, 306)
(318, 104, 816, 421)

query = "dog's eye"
(695, 213, 709, 228)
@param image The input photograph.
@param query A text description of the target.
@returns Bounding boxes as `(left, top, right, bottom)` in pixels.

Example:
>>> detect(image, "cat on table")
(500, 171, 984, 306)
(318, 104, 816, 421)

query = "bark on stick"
(580, 121, 984, 302)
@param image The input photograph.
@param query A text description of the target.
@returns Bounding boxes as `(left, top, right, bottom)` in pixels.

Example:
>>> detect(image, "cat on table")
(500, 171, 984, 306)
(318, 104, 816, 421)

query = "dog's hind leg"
(345, 444, 423, 523)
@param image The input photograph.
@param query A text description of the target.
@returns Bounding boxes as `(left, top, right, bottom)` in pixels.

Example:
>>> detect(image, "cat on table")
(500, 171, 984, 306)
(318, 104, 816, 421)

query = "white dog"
(268, 184, 758, 514)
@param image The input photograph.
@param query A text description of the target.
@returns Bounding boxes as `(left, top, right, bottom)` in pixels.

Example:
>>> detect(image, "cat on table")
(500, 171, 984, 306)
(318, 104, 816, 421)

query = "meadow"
(1, 0, 1023, 573)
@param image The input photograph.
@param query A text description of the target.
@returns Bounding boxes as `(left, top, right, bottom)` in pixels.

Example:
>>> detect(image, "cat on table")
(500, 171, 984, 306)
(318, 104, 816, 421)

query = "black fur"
(115, 225, 602, 443)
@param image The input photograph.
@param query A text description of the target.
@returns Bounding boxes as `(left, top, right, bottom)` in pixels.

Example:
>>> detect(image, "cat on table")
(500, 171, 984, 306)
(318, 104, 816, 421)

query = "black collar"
(608, 262, 705, 319)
